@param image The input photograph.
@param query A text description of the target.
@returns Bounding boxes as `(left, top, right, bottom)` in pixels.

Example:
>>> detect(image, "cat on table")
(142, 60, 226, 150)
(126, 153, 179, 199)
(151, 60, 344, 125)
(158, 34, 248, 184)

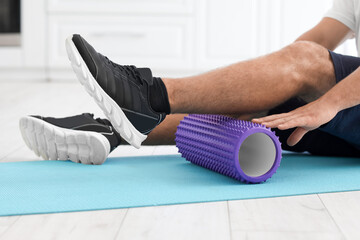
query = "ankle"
(149, 77, 171, 114)
(162, 78, 175, 113)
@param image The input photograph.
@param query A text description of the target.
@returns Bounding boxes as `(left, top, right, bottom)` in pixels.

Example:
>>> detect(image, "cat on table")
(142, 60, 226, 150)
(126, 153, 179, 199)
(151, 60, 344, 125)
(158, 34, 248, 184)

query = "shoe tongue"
(95, 117, 112, 127)
(137, 68, 153, 84)
(82, 113, 95, 119)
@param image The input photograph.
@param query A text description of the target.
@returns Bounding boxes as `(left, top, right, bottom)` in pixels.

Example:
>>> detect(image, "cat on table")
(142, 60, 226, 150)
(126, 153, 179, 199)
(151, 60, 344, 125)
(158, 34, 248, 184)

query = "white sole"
(65, 35, 147, 149)
(19, 116, 110, 165)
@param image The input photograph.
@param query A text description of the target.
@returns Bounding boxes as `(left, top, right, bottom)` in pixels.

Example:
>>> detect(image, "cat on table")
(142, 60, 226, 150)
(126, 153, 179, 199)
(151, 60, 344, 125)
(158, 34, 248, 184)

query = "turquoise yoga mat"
(0, 153, 360, 216)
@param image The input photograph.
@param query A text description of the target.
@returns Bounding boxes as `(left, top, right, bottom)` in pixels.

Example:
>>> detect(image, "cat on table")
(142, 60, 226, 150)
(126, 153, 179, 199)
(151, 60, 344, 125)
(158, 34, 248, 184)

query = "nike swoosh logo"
(72, 124, 115, 136)
(100, 131, 114, 136)
(100, 126, 114, 136)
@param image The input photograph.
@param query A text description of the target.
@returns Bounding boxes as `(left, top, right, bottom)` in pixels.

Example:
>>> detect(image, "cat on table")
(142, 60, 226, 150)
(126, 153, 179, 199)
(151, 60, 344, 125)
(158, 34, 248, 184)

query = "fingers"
(287, 127, 308, 146)
(277, 116, 308, 130)
(253, 105, 308, 125)
(253, 112, 292, 124)
(262, 115, 299, 128)
(253, 113, 301, 129)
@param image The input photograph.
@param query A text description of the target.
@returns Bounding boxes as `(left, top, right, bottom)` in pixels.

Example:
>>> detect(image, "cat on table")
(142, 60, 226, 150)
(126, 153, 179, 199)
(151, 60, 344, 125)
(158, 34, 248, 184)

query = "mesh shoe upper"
(32, 113, 122, 151)
(72, 34, 166, 134)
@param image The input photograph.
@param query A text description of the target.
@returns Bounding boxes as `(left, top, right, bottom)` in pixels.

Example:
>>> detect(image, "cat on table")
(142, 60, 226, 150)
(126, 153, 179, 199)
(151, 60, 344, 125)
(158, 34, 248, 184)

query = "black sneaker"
(19, 113, 122, 165)
(65, 34, 170, 149)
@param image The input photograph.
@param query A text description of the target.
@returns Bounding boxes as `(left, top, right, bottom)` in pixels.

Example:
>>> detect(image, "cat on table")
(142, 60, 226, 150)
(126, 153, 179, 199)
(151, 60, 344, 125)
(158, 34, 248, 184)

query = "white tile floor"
(0, 82, 358, 240)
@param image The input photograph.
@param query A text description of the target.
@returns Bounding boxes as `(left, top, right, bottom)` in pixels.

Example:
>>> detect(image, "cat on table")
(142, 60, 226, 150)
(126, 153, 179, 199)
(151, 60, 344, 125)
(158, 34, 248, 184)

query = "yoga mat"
(0, 153, 360, 216)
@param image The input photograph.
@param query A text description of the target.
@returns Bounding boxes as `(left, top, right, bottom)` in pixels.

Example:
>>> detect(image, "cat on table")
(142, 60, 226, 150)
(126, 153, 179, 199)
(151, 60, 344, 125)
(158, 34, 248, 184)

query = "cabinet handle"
(89, 32, 146, 39)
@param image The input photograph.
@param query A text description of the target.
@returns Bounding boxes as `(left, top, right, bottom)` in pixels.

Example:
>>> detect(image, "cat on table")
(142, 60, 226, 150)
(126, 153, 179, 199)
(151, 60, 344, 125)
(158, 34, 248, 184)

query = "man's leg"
(147, 41, 338, 145)
(68, 35, 336, 148)
(143, 113, 255, 145)
(164, 41, 336, 114)
(143, 41, 336, 145)
(143, 114, 186, 145)
(143, 103, 360, 157)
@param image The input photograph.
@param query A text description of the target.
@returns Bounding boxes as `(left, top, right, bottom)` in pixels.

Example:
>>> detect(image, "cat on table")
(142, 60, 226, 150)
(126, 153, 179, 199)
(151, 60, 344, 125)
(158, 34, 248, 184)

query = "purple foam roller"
(175, 114, 282, 183)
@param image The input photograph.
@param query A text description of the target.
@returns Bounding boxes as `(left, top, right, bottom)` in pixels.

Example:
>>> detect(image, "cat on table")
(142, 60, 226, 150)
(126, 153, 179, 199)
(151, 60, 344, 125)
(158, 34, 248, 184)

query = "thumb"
(287, 127, 308, 146)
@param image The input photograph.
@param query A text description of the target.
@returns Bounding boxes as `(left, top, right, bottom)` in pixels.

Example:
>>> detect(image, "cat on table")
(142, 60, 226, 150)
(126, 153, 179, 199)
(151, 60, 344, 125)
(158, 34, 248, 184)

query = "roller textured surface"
(175, 114, 282, 183)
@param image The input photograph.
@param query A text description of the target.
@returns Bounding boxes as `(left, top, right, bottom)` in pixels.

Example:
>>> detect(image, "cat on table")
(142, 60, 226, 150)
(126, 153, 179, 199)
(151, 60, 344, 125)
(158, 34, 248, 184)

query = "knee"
(286, 41, 329, 67)
(283, 41, 334, 89)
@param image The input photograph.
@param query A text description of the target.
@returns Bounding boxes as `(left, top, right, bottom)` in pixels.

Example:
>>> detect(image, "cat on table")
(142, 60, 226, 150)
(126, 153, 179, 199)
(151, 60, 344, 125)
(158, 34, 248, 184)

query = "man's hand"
(252, 98, 339, 146)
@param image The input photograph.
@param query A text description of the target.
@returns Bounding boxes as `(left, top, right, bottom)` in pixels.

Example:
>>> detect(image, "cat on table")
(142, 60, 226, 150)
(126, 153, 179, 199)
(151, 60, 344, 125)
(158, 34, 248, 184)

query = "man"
(20, 0, 360, 164)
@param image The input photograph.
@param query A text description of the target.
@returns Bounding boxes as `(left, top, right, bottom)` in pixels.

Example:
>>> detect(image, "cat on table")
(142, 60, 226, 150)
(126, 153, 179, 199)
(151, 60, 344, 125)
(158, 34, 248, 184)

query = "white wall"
(0, 0, 357, 81)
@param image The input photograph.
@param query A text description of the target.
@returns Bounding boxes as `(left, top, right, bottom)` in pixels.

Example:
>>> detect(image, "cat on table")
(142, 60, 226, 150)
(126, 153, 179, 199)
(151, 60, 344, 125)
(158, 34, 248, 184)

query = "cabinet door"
(196, 0, 258, 69)
(282, 0, 332, 45)
(196, 0, 346, 70)
(282, 0, 357, 55)
(48, 0, 193, 14)
(48, 15, 194, 70)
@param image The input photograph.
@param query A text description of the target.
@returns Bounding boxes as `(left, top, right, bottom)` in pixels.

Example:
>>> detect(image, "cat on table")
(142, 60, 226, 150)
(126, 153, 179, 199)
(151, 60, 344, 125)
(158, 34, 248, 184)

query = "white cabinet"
(195, 0, 285, 69)
(48, 16, 194, 70)
(47, 0, 194, 14)
(1, 0, 357, 81)
(46, 0, 195, 79)
(0, 0, 46, 77)
(196, 0, 258, 68)
(195, 0, 340, 69)
(282, 0, 332, 45)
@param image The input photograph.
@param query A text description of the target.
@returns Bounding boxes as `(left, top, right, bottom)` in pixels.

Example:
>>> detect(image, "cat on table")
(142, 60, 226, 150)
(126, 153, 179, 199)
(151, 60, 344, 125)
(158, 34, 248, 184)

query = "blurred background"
(0, 2, 359, 237)
(0, 0, 357, 82)
(0, 0, 357, 161)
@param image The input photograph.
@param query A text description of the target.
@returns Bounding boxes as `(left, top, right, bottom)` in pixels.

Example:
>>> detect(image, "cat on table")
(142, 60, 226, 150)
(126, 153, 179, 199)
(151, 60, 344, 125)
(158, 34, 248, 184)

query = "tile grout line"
(226, 201, 234, 240)
(113, 208, 129, 240)
(222, 229, 350, 233)
(317, 194, 346, 239)
(0, 216, 21, 238)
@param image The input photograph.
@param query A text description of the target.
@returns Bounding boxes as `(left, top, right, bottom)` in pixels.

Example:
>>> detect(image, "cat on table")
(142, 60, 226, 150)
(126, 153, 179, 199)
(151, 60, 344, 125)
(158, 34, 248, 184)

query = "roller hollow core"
(175, 114, 282, 183)
(238, 132, 276, 177)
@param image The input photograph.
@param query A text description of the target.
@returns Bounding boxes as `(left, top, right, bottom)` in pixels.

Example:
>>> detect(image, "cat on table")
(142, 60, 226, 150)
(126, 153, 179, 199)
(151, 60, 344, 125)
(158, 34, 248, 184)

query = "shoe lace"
(95, 117, 107, 126)
(123, 65, 144, 85)
(104, 56, 144, 85)
(82, 113, 111, 130)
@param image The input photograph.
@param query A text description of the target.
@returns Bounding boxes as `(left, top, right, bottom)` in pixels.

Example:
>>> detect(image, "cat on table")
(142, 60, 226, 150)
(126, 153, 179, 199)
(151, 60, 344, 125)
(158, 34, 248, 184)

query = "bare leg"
(144, 41, 336, 145)
(143, 114, 187, 145)
(143, 113, 262, 145)
(164, 41, 336, 114)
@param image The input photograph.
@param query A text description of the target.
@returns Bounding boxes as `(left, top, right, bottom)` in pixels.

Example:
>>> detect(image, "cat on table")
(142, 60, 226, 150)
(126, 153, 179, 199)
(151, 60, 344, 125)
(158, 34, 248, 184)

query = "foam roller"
(175, 114, 282, 183)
